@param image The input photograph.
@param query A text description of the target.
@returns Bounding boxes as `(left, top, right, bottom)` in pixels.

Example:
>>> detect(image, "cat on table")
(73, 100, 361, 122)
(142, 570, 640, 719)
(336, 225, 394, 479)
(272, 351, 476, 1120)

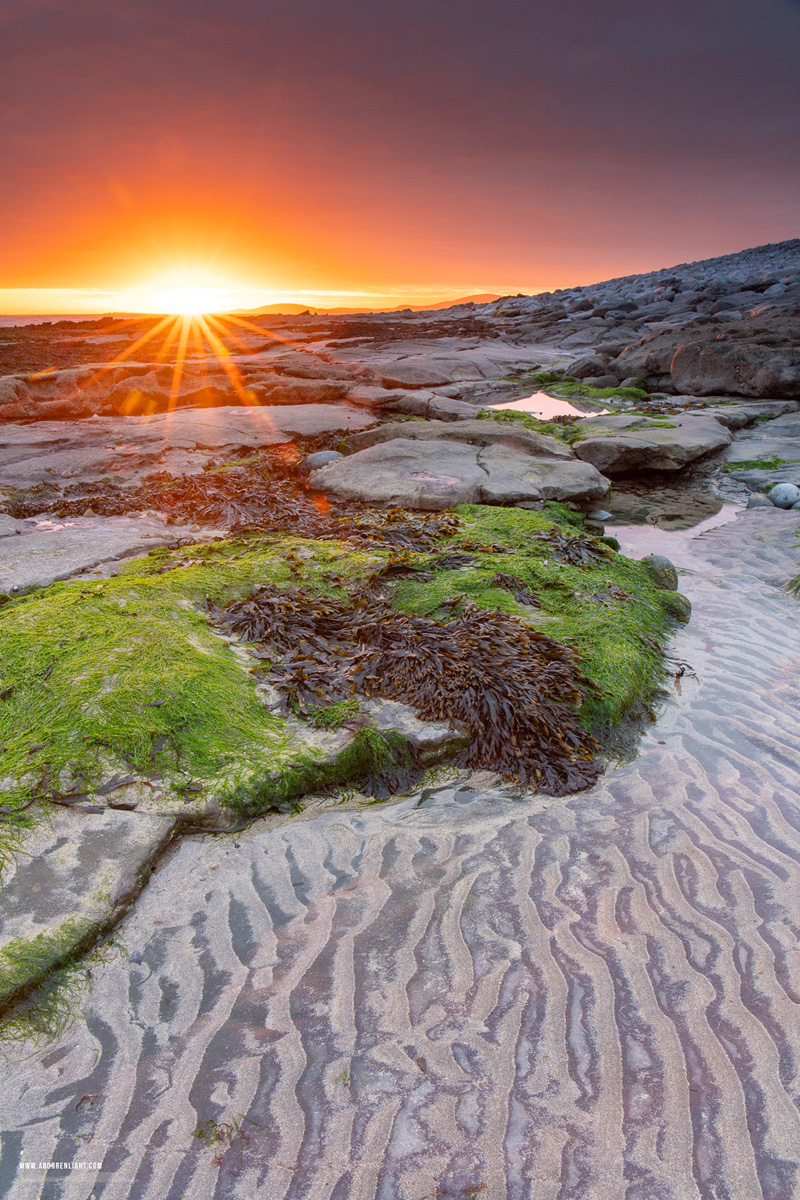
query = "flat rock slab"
(362, 698, 470, 765)
(349, 418, 574, 459)
(0, 806, 175, 1011)
(311, 437, 609, 509)
(691, 403, 800, 430)
(574, 413, 731, 473)
(0, 404, 377, 488)
(0, 514, 208, 592)
(0, 355, 361, 421)
(724, 411, 800, 468)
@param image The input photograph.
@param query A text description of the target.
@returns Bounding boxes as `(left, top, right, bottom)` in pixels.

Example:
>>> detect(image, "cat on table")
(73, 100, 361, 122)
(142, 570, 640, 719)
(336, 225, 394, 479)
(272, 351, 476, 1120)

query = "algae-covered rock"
(0, 502, 687, 1021)
(0, 807, 175, 1015)
(642, 553, 679, 590)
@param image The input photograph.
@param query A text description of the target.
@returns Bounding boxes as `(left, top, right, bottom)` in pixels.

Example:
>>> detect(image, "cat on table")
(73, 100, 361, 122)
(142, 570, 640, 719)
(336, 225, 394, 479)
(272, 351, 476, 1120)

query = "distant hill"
(240, 293, 500, 317)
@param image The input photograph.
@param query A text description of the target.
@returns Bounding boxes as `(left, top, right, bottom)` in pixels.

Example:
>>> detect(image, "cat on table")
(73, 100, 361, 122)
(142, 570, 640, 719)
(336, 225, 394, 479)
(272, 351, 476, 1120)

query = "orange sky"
(1, 0, 799, 314)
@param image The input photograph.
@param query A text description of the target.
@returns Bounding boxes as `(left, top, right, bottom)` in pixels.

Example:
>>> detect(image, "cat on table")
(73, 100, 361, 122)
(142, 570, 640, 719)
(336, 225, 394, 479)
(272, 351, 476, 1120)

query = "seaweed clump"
(6, 446, 463, 550)
(219, 583, 602, 795)
(534, 528, 611, 567)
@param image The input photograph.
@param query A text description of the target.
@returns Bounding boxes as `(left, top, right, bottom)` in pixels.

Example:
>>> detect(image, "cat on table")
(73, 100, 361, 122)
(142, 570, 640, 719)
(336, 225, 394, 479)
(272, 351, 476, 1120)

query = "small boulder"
(300, 450, 344, 473)
(569, 354, 609, 379)
(769, 482, 800, 509)
(746, 494, 774, 509)
(642, 553, 679, 591)
(619, 377, 648, 391)
(662, 592, 692, 623)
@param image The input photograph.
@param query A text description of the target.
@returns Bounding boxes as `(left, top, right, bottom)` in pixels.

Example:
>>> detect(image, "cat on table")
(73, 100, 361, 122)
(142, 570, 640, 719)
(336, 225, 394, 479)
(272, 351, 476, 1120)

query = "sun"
(141, 284, 233, 316)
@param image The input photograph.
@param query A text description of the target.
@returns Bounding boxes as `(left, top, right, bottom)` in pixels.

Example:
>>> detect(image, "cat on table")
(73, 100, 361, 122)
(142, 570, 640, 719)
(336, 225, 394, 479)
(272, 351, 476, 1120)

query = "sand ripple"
(2, 509, 800, 1200)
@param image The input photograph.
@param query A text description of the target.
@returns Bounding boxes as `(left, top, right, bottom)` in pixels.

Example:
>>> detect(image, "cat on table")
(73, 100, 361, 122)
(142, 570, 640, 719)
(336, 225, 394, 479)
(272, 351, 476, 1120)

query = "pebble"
(746, 494, 774, 509)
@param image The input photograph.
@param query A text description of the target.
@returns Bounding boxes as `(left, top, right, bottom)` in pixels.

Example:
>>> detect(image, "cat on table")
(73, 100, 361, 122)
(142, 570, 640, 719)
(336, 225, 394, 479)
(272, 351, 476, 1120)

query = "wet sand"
(3, 507, 800, 1199)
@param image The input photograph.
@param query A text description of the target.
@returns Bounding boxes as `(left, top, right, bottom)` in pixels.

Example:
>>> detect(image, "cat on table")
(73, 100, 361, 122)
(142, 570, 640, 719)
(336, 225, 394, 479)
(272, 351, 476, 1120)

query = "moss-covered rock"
(0, 503, 685, 831)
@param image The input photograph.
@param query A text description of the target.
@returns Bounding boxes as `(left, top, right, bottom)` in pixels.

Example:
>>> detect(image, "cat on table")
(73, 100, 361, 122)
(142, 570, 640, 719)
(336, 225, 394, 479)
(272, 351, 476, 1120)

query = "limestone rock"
(361, 699, 471, 765)
(477, 444, 609, 504)
(310, 439, 487, 508)
(573, 413, 731, 474)
(348, 418, 574, 460)
(0, 807, 175, 1012)
(379, 357, 489, 387)
(0, 514, 215, 593)
(0, 404, 378, 489)
(310, 437, 609, 510)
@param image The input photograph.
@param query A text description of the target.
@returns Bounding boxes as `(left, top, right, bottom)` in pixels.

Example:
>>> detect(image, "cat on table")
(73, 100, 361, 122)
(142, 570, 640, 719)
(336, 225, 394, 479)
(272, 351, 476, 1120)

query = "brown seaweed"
(219, 582, 602, 795)
(533, 529, 610, 567)
(490, 573, 542, 607)
(7, 450, 464, 553)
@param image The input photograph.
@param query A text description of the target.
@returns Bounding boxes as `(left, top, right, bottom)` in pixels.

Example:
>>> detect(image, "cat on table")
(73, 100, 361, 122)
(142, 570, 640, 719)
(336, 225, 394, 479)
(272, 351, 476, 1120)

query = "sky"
(1, 0, 799, 313)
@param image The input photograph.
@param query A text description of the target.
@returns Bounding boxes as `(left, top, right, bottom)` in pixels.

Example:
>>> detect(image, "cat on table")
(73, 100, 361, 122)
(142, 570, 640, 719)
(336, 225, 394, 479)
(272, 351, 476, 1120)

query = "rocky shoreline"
(1, 240, 800, 1195)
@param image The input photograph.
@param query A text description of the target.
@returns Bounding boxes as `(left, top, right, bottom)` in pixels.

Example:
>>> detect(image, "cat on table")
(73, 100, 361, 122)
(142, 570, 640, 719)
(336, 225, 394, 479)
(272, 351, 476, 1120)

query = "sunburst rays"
(59, 306, 316, 423)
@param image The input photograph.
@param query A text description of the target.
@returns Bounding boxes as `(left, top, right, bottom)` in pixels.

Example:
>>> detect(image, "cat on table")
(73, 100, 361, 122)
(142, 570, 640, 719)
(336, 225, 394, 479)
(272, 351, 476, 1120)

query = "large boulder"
(670, 341, 800, 397)
(611, 310, 800, 397)
(310, 437, 609, 509)
(348, 418, 574, 460)
(573, 413, 731, 474)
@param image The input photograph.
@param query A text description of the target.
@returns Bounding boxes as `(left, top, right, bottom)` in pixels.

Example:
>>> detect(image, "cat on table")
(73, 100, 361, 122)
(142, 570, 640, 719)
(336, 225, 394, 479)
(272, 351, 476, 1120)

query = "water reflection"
(612, 503, 742, 567)
(488, 391, 609, 419)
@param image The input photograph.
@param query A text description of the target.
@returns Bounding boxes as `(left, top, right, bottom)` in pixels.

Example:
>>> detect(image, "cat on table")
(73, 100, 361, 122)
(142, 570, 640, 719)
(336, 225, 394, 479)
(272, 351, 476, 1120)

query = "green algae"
(0, 504, 684, 827)
(0, 505, 688, 1037)
(723, 457, 796, 473)
(396, 504, 679, 737)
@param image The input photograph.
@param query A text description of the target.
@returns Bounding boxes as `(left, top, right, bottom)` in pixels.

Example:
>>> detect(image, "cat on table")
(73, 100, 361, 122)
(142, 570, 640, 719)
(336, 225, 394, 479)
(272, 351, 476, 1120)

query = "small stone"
(642, 553, 679, 590)
(300, 450, 344, 473)
(587, 509, 613, 521)
(746, 494, 774, 509)
(129, 950, 143, 964)
(768, 482, 800, 509)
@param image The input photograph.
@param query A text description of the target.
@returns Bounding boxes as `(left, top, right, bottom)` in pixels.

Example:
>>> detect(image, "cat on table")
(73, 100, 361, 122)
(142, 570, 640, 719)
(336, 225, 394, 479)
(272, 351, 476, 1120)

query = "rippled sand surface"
(3, 509, 800, 1200)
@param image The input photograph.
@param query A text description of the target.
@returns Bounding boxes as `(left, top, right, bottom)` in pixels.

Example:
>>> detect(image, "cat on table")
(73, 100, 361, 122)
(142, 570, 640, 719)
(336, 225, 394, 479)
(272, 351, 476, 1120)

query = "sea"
(0, 314, 110, 328)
